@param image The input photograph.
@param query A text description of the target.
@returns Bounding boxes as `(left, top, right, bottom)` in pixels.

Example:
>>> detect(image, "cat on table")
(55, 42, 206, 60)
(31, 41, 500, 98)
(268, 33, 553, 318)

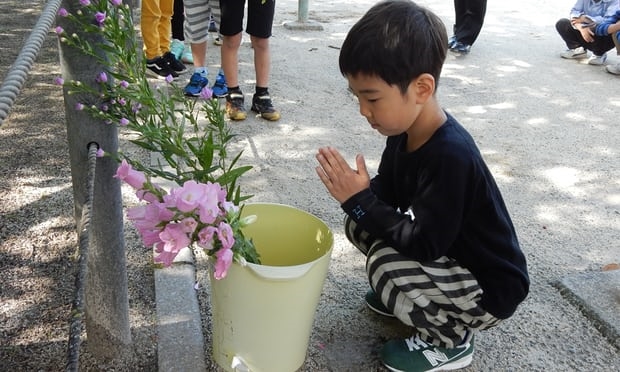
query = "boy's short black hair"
(339, 0, 448, 94)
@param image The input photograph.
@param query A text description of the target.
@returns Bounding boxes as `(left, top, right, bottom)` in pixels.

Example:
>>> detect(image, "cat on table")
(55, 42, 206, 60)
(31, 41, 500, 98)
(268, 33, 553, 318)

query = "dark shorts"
(219, 0, 275, 38)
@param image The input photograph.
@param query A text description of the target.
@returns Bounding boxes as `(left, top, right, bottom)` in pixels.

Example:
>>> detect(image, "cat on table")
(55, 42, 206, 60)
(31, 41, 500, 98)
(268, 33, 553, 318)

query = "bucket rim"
(239, 202, 334, 279)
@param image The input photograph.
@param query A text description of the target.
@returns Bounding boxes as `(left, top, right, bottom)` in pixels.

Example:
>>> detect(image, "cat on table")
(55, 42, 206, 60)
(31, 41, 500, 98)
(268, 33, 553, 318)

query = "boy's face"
(346, 73, 421, 137)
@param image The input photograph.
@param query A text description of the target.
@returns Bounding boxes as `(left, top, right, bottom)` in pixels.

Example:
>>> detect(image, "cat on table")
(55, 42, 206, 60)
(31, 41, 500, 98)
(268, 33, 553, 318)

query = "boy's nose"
(359, 102, 372, 119)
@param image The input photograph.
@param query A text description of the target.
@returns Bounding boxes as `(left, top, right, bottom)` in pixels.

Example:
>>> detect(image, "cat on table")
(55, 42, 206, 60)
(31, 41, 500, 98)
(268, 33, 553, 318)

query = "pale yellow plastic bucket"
(210, 203, 333, 372)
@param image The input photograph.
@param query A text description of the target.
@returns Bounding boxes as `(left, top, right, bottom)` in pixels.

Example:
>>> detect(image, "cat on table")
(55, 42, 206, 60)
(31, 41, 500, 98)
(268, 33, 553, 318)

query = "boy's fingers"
(319, 147, 345, 173)
(356, 154, 368, 177)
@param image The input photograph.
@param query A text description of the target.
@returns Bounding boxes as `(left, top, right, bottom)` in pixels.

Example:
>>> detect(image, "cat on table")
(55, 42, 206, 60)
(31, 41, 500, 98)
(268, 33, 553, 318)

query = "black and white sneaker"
(251, 91, 280, 121)
(163, 51, 187, 74)
(449, 41, 471, 54)
(146, 56, 178, 80)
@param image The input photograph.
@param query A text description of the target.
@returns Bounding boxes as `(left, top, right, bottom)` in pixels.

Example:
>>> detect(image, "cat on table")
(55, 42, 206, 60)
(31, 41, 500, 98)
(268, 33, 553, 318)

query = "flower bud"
(239, 214, 257, 227)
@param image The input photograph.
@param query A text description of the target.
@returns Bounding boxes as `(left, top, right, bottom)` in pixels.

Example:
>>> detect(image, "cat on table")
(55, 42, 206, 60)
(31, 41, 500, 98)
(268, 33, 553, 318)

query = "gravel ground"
(1, 0, 619, 371)
(0, 1, 157, 370)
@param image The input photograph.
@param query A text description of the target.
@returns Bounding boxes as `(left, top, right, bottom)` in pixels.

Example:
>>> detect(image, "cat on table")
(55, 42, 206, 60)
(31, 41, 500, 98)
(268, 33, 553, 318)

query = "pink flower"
(54, 77, 64, 85)
(95, 12, 106, 26)
(197, 183, 225, 224)
(119, 80, 129, 88)
(75, 102, 84, 111)
(216, 222, 235, 250)
(141, 229, 163, 247)
(58, 8, 68, 17)
(136, 189, 161, 203)
(156, 203, 175, 221)
(111, 0, 122, 6)
(165, 74, 174, 83)
(126, 205, 147, 221)
(180, 217, 198, 234)
(161, 224, 191, 250)
(200, 87, 213, 100)
(96, 71, 108, 83)
(172, 180, 205, 212)
(213, 247, 233, 279)
(221, 200, 238, 214)
(126, 204, 166, 247)
(55, 26, 64, 34)
(197, 225, 217, 250)
(96, 148, 104, 157)
(119, 117, 129, 126)
(154, 224, 191, 266)
(128, 204, 169, 231)
(117, 175, 256, 273)
(79, 0, 90, 5)
(114, 159, 146, 189)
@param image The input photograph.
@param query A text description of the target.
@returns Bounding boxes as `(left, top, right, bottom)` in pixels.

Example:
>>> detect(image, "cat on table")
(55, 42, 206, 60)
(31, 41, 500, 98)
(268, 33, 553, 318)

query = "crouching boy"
(315, 1, 529, 371)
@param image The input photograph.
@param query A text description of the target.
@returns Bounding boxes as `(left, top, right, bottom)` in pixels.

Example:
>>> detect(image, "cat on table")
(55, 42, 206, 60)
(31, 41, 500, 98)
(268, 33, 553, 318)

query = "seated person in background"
(593, 9, 620, 74)
(555, 0, 619, 65)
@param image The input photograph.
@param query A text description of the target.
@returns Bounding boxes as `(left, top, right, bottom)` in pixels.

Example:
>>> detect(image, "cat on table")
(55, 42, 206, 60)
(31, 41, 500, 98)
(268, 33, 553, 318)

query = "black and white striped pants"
(183, 0, 220, 44)
(345, 216, 501, 348)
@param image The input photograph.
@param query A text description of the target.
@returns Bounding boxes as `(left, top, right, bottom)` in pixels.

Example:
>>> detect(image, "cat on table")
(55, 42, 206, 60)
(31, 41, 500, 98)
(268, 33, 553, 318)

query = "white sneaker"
(606, 63, 620, 75)
(560, 47, 588, 59)
(214, 34, 223, 46)
(587, 53, 607, 65)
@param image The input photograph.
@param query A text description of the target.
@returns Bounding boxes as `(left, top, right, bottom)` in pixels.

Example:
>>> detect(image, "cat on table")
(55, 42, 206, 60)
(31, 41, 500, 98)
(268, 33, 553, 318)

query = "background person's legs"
(141, 0, 162, 60)
(250, 36, 270, 88)
(453, 0, 487, 46)
(221, 32, 242, 89)
(182, 0, 211, 95)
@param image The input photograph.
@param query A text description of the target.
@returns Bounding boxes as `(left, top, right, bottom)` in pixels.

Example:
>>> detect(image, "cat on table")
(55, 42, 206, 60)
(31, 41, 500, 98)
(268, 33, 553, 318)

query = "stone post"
(57, 0, 131, 361)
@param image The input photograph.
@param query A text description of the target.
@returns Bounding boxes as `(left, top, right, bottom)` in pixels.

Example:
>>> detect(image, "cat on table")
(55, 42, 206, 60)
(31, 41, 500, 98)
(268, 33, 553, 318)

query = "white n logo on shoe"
(422, 348, 449, 367)
(404, 336, 449, 367)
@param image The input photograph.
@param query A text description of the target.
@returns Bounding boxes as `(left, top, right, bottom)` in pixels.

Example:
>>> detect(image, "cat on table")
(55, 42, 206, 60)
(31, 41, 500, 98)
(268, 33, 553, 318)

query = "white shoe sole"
(561, 53, 587, 59)
(606, 66, 620, 75)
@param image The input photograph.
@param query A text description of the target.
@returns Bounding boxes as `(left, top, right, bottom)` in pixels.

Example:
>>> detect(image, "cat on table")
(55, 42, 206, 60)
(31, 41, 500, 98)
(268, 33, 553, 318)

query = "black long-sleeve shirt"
(342, 113, 529, 319)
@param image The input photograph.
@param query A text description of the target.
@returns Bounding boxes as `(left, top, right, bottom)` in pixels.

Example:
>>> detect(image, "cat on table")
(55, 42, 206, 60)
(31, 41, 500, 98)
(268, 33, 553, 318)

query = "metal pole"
(298, 0, 309, 23)
(284, 0, 323, 31)
(57, 0, 131, 361)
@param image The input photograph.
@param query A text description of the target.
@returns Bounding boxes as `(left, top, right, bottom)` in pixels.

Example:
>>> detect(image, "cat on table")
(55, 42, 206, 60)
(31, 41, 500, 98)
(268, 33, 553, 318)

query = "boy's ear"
(411, 73, 436, 103)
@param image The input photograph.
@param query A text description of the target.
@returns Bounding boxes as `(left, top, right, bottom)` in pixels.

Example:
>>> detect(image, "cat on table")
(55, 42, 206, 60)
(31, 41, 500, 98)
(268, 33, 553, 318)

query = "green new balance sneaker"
(365, 289, 395, 317)
(380, 335, 474, 372)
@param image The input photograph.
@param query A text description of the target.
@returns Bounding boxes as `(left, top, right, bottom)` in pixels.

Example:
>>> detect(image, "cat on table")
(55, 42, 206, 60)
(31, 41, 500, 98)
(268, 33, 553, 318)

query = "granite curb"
(155, 248, 206, 372)
(555, 269, 620, 350)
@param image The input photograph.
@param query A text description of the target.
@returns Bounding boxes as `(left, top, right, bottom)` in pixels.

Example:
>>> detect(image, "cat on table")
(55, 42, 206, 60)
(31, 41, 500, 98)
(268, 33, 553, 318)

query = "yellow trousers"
(141, 0, 174, 60)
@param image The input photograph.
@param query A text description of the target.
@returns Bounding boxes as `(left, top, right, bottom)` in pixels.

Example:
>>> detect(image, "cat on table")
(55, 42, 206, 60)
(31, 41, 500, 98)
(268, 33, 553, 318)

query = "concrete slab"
(155, 248, 206, 372)
(556, 270, 620, 349)
(283, 20, 324, 31)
